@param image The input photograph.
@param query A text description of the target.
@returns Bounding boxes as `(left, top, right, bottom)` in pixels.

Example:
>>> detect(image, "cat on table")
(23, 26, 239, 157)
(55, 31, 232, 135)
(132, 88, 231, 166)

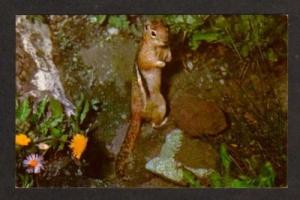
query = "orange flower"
(69, 134, 88, 159)
(16, 133, 31, 146)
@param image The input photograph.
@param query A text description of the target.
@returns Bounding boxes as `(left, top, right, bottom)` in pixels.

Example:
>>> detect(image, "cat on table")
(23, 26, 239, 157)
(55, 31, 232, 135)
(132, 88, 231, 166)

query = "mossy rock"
(175, 136, 217, 169)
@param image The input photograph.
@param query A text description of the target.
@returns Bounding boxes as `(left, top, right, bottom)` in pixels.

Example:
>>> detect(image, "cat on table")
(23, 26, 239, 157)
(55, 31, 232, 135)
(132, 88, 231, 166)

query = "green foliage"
(190, 32, 221, 50)
(34, 96, 48, 122)
(165, 15, 208, 34)
(27, 15, 45, 24)
(108, 15, 129, 30)
(16, 96, 89, 149)
(86, 15, 286, 65)
(257, 162, 276, 187)
(209, 144, 276, 188)
(15, 95, 98, 187)
(57, 15, 286, 64)
(74, 93, 90, 126)
(49, 98, 63, 118)
(18, 174, 34, 188)
(164, 15, 286, 62)
(182, 169, 201, 188)
(16, 97, 31, 123)
(220, 143, 231, 174)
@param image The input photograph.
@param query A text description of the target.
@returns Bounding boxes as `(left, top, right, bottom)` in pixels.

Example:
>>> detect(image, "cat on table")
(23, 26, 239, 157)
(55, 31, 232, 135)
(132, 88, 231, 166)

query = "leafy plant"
(108, 15, 129, 30)
(15, 94, 98, 187)
(209, 144, 276, 188)
(164, 15, 286, 63)
(182, 169, 201, 188)
(18, 174, 34, 188)
(16, 97, 31, 123)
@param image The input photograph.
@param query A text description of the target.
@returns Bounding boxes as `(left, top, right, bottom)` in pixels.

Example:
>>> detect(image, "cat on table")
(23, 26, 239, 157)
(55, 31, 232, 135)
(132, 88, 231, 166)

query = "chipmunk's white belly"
(141, 68, 162, 94)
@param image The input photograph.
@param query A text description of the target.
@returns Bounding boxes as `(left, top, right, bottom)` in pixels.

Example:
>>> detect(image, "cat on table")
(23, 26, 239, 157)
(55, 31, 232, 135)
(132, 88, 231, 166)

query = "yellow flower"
(69, 134, 88, 159)
(15, 133, 31, 146)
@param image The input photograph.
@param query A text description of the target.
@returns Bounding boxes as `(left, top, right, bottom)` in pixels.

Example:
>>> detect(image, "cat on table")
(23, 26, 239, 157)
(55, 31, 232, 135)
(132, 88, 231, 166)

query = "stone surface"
(175, 136, 218, 169)
(171, 94, 227, 137)
(145, 129, 217, 184)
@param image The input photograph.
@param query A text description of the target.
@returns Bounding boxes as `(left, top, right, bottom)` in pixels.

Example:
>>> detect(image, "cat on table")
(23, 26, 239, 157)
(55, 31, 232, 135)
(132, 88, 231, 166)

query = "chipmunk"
(115, 20, 172, 178)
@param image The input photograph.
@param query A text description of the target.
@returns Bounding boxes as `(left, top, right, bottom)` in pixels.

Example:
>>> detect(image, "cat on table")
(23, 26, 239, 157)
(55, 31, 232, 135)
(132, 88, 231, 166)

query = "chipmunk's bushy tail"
(115, 80, 143, 178)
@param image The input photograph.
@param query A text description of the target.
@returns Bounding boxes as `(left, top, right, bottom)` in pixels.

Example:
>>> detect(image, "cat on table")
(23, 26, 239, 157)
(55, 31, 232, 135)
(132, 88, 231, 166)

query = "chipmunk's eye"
(151, 31, 157, 37)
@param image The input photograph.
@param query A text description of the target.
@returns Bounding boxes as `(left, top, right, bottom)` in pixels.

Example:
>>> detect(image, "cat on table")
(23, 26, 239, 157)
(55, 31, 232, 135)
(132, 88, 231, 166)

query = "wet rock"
(171, 94, 227, 137)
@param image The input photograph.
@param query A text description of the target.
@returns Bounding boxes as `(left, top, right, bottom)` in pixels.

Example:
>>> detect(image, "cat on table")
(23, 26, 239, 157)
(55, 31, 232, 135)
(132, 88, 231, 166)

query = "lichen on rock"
(145, 129, 215, 185)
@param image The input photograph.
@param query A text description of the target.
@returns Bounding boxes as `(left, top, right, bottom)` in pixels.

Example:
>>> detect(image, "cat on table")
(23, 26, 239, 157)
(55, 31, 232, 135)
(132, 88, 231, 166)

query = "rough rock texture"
(16, 33, 37, 93)
(171, 94, 227, 137)
(175, 136, 218, 169)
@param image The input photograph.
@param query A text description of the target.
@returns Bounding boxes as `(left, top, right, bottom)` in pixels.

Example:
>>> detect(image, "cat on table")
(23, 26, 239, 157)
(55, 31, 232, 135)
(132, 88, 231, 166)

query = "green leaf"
(60, 134, 68, 142)
(190, 31, 222, 50)
(58, 134, 68, 151)
(38, 121, 49, 135)
(48, 116, 63, 128)
(75, 93, 85, 122)
(80, 100, 89, 124)
(38, 116, 63, 136)
(50, 128, 62, 138)
(182, 169, 201, 188)
(16, 98, 31, 122)
(36, 96, 48, 120)
(108, 15, 129, 30)
(192, 32, 221, 43)
(214, 15, 226, 29)
(186, 15, 196, 25)
(49, 99, 63, 118)
(229, 178, 253, 188)
(220, 144, 231, 173)
(267, 48, 278, 63)
(257, 162, 275, 187)
(209, 171, 223, 187)
(241, 45, 250, 58)
(19, 174, 33, 188)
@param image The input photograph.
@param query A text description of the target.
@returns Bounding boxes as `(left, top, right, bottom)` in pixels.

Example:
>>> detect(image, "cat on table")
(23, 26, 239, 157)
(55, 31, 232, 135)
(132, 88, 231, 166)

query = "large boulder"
(171, 94, 227, 137)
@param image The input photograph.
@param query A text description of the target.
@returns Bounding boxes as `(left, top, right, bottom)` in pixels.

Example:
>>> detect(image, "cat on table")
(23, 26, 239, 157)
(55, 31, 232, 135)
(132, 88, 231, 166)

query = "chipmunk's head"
(144, 20, 169, 46)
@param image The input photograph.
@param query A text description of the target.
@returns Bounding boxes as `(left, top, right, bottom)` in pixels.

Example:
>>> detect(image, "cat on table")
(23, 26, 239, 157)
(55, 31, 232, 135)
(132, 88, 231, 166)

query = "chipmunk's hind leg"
(150, 94, 167, 128)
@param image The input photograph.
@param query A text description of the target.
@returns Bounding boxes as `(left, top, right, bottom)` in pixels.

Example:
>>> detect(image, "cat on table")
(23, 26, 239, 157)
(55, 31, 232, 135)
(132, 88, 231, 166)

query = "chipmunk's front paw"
(156, 61, 166, 68)
(152, 117, 169, 128)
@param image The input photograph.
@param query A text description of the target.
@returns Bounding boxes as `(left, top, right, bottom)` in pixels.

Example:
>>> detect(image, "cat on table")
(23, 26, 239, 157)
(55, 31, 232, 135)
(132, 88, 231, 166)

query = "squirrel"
(115, 19, 172, 178)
